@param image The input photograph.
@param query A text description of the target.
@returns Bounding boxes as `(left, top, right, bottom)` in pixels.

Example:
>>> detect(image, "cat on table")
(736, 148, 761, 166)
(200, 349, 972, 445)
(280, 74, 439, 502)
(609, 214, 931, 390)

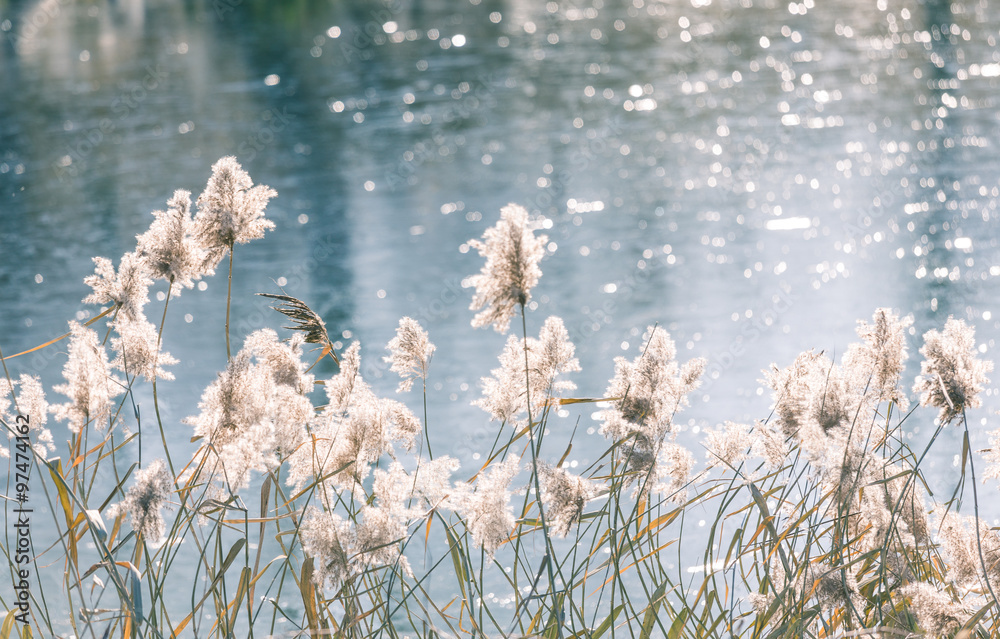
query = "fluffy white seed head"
(475, 316, 580, 423)
(136, 189, 210, 292)
(899, 582, 971, 639)
(287, 341, 420, 495)
(0, 375, 55, 457)
(109, 314, 178, 382)
(51, 322, 123, 433)
(600, 327, 705, 445)
(913, 317, 992, 424)
(538, 463, 598, 537)
(111, 459, 173, 543)
(193, 156, 277, 271)
(452, 455, 520, 556)
(598, 327, 704, 496)
(83, 252, 152, 322)
(934, 507, 1000, 591)
(466, 204, 548, 333)
(353, 505, 413, 578)
(652, 441, 695, 502)
(843, 308, 912, 409)
(301, 508, 354, 591)
(704, 421, 754, 470)
(385, 317, 435, 393)
(185, 329, 314, 491)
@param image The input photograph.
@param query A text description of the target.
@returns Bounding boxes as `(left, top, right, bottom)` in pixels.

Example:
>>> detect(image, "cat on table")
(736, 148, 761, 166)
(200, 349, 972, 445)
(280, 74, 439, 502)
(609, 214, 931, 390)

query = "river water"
(3, 0, 1000, 629)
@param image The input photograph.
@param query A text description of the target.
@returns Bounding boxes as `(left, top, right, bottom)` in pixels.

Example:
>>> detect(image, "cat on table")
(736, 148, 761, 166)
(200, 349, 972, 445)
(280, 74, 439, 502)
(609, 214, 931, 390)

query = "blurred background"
(2, 0, 1000, 593)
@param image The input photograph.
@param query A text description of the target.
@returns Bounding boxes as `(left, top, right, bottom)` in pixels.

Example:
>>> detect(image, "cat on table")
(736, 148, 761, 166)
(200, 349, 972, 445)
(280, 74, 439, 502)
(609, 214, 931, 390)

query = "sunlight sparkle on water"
(765, 217, 812, 231)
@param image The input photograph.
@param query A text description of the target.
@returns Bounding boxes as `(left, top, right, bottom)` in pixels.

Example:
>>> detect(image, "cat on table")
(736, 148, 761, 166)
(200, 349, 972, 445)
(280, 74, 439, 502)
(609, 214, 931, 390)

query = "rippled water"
(4, 0, 1000, 624)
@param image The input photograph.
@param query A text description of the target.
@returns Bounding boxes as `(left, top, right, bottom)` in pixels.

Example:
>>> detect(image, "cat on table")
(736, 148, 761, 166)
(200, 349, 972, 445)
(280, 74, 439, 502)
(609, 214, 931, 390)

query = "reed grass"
(1, 162, 998, 639)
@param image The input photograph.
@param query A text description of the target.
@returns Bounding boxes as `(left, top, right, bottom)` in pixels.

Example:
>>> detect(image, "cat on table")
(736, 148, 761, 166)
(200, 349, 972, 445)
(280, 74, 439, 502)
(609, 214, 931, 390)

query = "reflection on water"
(4, 0, 1000, 618)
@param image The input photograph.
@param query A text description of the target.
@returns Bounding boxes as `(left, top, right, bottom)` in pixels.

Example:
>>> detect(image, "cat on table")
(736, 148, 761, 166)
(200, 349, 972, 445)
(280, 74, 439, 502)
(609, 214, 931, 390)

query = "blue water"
(4, 0, 1000, 629)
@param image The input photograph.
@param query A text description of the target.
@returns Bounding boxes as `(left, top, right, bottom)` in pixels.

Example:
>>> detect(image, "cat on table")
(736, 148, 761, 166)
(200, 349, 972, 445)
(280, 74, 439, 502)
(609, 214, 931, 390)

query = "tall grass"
(1, 159, 998, 639)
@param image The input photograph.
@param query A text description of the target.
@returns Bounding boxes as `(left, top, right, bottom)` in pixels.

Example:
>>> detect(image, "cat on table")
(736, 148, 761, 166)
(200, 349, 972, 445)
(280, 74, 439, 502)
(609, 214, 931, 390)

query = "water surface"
(3, 0, 1000, 626)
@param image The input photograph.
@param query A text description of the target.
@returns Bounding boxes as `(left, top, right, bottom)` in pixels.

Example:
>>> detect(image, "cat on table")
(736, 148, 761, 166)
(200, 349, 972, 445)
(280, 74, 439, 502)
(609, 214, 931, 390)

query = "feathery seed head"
(597, 327, 703, 498)
(913, 317, 992, 424)
(185, 329, 315, 490)
(475, 316, 580, 422)
(704, 421, 754, 469)
(84, 250, 179, 382)
(114, 458, 173, 543)
(109, 314, 178, 382)
(653, 441, 695, 502)
(287, 340, 421, 493)
(301, 508, 354, 590)
(763, 350, 874, 461)
(257, 293, 332, 349)
(325, 341, 363, 414)
(244, 329, 314, 394)
(764, 350, 832, 442)
(0, 375, 55, 457)
(538, 463, 598, 537)
(185, 348, 273, 489)
(466, 203, 548, 333)
(934, 507, 1000, 591)
(52, 322, 122, 433)
(453, 455, 520, 556)
(136, 189, 210, 292)
(410, 455, 461, 508)
(83, 252, 152, 322)
(385, 317, 435, 393)
(193, 156, 277, 270)
(354, 504, 413, 576)
(899, 582, 970, 638)
(599, 326, 704, 454)
(187, 348, 269, 448)
(749, 419, 788, 471)
(601, 327, 704, 438)
(536, 316, 581, 384)
(843, 308, 912, 408)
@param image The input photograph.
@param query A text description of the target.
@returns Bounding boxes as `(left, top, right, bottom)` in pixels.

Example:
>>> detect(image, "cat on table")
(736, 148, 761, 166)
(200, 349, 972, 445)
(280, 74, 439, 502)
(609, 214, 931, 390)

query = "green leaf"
(639, 579, 669, 639)
(749, 483, 790, 574)
(118, 561, 143, 626)
(443, 524, 467, 598)
(590, 604, 624, 638)
(220, 538, 247, 576)
(667, 608, 688, 639)
(228, 566, 252, 630)
(85, 509, 108, 544)
(46, 459, 77, 564)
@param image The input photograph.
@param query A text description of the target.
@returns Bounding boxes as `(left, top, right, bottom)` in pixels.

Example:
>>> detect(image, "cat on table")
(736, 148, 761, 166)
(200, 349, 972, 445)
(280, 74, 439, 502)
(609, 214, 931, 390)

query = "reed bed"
(2, 157, 998, 638)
